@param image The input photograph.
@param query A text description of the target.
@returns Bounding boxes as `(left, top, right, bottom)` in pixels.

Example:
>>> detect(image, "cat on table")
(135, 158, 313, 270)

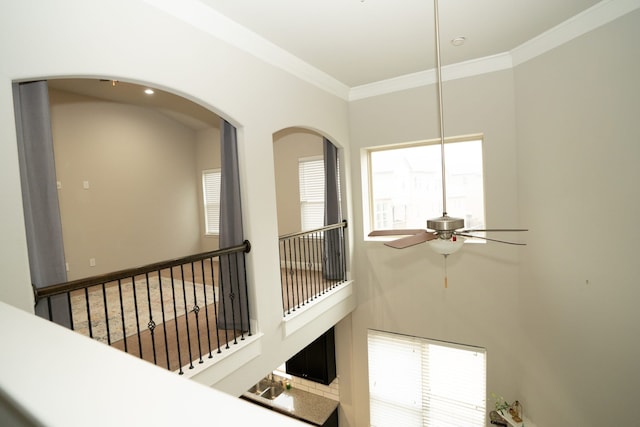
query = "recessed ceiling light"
(144, 88, 154, 95)
(451, 36, 466, 47)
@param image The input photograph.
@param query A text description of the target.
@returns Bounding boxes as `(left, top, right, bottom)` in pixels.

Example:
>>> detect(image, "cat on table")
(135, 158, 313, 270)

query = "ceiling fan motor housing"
(427, 215, 465, 239)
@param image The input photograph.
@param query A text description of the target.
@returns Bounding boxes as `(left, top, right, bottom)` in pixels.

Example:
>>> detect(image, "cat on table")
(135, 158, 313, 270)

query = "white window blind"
(368, 330, 486, 427)
(202, 169, 221, 235)
(299, 156, 325, 231)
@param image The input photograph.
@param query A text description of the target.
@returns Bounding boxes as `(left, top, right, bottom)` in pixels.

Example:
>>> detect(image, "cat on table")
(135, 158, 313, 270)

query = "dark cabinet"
(286, 327, 336, 385)
(322, 407, 338, 427)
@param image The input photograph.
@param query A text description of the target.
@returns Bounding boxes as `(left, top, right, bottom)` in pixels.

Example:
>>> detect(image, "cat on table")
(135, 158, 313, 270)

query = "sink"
(248, 379, 273, 395)
(261, 384, 284, 400)
(247, 379, 285, 400)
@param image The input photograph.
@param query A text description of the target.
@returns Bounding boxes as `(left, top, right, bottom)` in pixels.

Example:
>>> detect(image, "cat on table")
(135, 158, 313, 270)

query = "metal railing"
(279, 221, 347, 316)
(33, 241, 251, 374)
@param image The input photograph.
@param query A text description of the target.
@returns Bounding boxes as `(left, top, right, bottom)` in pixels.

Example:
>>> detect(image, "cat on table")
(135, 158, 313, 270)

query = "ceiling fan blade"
(456, 233, 526, 246)
(460, 228, 528, 233)
(369, 229, 427, 237)
(385, 231, 437, 249)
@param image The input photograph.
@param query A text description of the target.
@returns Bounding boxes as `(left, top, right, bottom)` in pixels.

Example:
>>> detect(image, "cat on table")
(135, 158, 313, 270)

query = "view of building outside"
(370, 139, 485, 231)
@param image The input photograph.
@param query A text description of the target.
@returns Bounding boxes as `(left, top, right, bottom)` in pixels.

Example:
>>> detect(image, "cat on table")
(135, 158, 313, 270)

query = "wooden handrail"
(33, 240, 251, 301)
(278, 220, 347, 241)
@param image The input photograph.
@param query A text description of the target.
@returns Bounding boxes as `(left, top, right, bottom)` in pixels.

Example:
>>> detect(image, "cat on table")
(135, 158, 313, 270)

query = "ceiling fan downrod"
(430, 0, 465, 239)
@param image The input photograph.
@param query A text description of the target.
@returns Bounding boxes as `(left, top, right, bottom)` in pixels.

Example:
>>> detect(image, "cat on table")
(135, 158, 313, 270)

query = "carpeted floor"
(70, 276, 216, 344)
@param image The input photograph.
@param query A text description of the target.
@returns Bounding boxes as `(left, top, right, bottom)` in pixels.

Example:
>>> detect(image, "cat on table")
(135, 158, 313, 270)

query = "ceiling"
(198, 0, 602, 87)
(49, 0, 608, 129)
(47, 79, 219, 130)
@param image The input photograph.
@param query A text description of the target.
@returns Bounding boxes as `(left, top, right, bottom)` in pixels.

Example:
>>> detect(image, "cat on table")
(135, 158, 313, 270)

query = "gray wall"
(347, 69, 521, 425)
(343, 9, 640, 426)
(514, 9, 640, 425)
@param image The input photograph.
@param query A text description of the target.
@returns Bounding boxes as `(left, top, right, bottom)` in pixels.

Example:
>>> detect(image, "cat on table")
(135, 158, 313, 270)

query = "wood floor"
(77, 259, 341, 373)
(105, 259, 253, 373)
(110, 307, 247, 373)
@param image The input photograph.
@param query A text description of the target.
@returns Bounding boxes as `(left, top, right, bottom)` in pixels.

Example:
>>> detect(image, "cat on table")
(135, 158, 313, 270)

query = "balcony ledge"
(282, 280, 355, 337)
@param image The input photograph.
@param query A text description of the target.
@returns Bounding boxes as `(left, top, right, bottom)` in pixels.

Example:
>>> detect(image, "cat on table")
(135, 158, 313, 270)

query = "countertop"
(242, 387, 338, 426)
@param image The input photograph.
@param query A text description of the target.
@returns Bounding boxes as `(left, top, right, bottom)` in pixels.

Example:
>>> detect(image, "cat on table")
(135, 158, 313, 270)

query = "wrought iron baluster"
(283, 239, 293, 315)
(169, 268, 184, 374)
(117, 279, 128, 354)
(66, 292, 74, 330)
(208, 256, 222, 354)
(223, 254, 236, 347)
(302, 234, 311, 304)
(101, 283, 111, 345)
(190, 261, 203, 364)
(157, 269, 170, 371)
(316, 231, 324, 294)
(131, 276, 143, 359)
(294, 237, 303, 308)
(144, 272, 157, 365)
(179, 264, 194, 370)
(201, 258, 213, 359)
(84, 287, 93, 338)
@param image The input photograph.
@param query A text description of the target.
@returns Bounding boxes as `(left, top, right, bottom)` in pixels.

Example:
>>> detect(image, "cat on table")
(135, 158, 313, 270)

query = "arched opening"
(15, 78, 250, 370)
(272, 127, 346, 316)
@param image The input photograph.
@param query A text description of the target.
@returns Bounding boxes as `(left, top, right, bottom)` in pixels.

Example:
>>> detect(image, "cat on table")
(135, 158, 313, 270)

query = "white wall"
(0, 0, 351, 402)
(5, 1, 637, 426)
(0, 300, 308, 427)
(514, 10, 640, 426)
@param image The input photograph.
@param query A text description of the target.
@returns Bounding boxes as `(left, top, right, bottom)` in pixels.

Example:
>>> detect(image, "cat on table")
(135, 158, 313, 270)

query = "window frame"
(364, 134, 486, 239)
(367, 329, 487, 427)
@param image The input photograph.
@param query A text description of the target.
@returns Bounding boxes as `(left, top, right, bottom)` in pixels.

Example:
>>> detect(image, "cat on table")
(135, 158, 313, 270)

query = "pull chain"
(443, 254, 448, 288)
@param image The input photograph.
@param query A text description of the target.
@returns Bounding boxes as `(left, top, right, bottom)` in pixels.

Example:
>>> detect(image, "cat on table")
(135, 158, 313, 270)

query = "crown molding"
(511, 0, 640, 66)
(141, 0, 351, 100)
(349, 53, 513, 101)
(350, 0, 639, 100)
(145, 0, 639, 102)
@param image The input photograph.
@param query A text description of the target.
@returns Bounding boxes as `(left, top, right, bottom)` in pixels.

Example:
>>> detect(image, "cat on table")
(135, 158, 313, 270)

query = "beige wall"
(196, 126, 222, 252)
(273, 128, 324, 235)
(50, 88, 203, 279)
(514, 10, 640, 426)
(0, 0, 352, 406)
(4, 0, 637, 425)
(347, 70, 521, 426)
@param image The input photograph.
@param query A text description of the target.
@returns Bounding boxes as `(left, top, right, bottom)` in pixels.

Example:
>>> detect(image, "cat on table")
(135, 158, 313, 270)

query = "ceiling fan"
(368, 0, 526, 256)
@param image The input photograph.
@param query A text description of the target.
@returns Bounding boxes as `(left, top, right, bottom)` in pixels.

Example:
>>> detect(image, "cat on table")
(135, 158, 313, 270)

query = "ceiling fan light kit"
(429, 236, 464, 256)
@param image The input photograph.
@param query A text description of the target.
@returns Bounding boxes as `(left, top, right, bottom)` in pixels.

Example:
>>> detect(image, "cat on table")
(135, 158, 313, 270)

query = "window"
(298, 155, 341, 231)
(299, 156, 324, 230)
(367, 137, 485, 232)
(202, 169, 221, 235)
(368, 329, 486, 427)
